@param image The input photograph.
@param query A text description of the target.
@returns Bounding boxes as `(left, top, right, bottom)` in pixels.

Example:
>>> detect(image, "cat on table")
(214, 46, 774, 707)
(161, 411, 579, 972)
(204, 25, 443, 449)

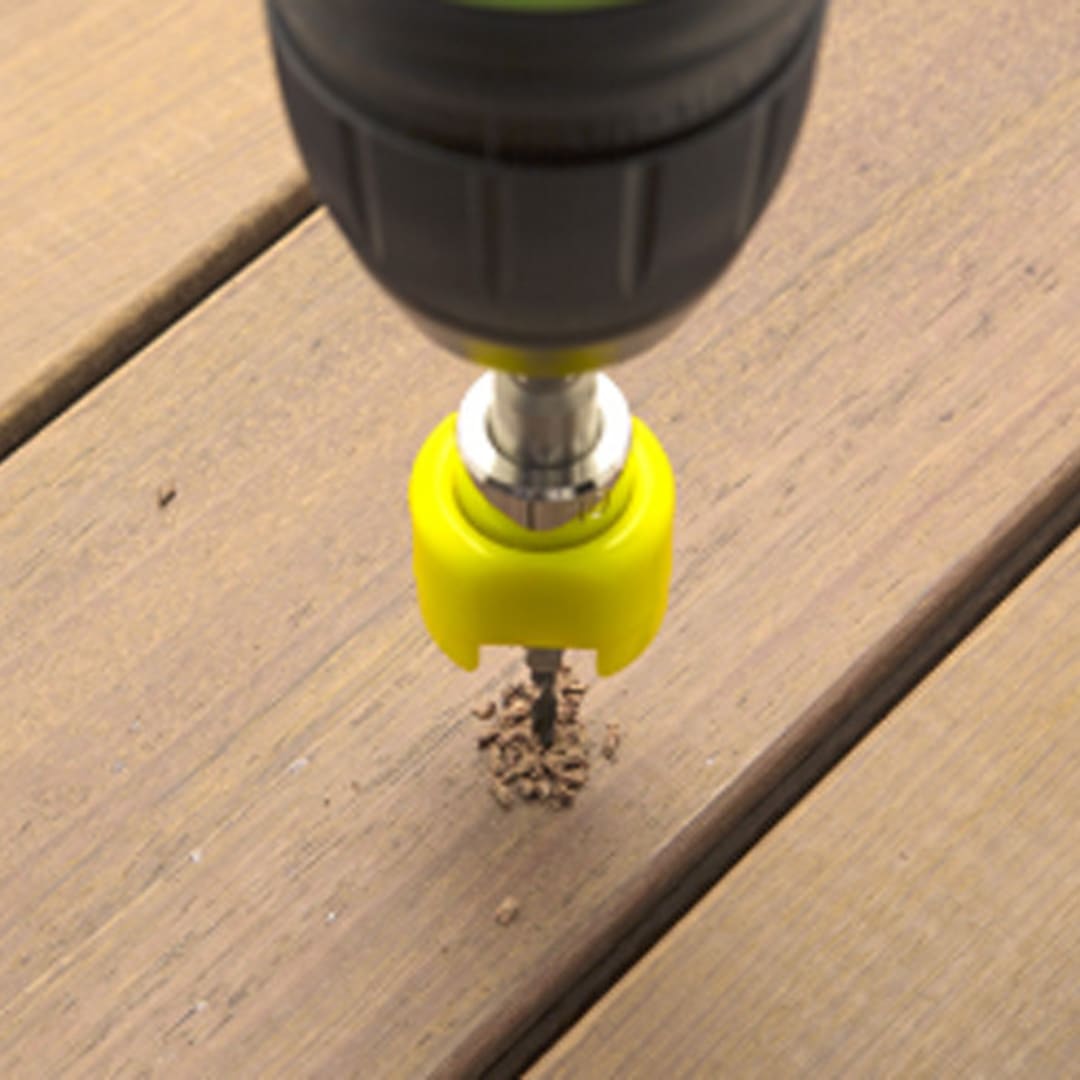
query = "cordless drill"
(266, 0, 827, 741)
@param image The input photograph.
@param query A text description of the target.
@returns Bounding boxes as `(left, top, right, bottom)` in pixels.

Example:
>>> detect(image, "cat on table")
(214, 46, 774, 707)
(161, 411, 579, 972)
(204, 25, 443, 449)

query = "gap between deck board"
(1, 182, 315, 464)
(531, 505, 1080, 1080)
(0, 0, 317, 462)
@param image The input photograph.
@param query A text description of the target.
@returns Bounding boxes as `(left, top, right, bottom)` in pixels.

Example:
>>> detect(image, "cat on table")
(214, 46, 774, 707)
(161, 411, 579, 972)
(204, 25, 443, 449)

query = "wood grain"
(534, 534, 1080, 1080)
(0, 0, 310, 458)
(0, 0, 1077, 1075)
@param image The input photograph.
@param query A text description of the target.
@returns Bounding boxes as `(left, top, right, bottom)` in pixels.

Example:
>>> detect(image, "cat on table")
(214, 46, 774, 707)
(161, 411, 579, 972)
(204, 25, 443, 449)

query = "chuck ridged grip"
(268, 0, 826, 351)
(270, 0, 821, 159)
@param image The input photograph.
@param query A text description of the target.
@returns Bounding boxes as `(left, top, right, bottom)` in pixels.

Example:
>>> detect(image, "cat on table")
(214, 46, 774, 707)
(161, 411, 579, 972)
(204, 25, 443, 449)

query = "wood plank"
(533, 534, 1080, 1080)
(0, 0, 310, 458)
(0, 0, 1077, 1074)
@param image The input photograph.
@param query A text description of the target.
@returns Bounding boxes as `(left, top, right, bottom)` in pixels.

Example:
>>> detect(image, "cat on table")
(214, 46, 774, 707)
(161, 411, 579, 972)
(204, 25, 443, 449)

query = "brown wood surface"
(0, 0, 310, 458)
(1, 0, 1078, 1075)
(534, 534, 1080, 1080)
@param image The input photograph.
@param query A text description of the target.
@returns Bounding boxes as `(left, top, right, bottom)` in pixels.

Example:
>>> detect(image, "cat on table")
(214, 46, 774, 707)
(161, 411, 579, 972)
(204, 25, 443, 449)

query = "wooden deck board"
(0, 0, 310, 457)
(534, 533, 1080, 1080)
(0, 0, 1077, 1074)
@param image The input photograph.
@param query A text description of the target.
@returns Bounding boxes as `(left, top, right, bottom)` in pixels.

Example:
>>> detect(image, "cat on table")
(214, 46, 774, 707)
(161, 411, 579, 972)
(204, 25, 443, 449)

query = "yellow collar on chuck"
(409, 415, 675, 676)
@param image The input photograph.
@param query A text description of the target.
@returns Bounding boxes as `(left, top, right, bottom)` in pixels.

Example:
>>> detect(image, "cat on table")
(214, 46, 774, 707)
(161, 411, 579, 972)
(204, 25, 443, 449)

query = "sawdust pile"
(475, 668, 621, 809)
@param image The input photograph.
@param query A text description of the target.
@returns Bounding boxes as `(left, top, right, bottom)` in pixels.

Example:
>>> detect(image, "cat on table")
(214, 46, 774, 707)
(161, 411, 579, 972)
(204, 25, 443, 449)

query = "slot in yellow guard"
(409, 415, 675, 675)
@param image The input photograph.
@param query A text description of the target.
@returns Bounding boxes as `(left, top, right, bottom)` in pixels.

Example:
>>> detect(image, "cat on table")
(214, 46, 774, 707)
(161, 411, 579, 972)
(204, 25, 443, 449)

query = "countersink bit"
(525, 648, 563, 748)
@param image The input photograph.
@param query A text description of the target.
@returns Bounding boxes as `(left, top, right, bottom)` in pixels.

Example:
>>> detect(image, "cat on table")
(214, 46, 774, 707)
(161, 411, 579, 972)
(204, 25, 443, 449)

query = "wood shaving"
(475, 665, 596, 809)
(601, 721, 622, 761)
(494, 896, 520, 926)
(472, 701, 496, 721)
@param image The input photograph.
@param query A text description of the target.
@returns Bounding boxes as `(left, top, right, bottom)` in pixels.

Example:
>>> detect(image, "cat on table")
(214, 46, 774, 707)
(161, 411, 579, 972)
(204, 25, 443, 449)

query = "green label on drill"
(451, 0, 639, 11)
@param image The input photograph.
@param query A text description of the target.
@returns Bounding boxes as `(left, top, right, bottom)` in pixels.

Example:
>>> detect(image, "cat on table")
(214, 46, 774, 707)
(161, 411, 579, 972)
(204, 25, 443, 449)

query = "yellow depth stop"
(409, 415, 675, 676)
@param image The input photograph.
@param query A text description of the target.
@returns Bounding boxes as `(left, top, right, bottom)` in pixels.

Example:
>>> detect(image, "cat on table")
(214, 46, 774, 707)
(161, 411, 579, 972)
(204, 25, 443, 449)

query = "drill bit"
(525, 648, 563, 748)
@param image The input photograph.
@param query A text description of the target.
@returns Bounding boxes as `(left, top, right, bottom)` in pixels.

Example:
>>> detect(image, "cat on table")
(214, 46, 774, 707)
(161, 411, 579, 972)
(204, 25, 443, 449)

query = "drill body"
(266, 0, 827, 703)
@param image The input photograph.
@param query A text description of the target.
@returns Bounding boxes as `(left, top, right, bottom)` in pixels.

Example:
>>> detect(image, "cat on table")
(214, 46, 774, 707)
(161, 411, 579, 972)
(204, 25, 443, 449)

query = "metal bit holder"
(456, 370, 632, 532)
(458, 369, 633, 740)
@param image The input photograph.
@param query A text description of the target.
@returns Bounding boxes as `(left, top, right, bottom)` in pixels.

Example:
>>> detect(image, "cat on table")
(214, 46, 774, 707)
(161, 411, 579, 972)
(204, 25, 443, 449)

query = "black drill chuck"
(267, 0, 827, 368)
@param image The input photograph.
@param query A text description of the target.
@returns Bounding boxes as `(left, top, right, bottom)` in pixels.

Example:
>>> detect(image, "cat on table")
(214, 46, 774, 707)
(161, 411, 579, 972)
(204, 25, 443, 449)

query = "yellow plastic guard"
(409, 415, 675, 675)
